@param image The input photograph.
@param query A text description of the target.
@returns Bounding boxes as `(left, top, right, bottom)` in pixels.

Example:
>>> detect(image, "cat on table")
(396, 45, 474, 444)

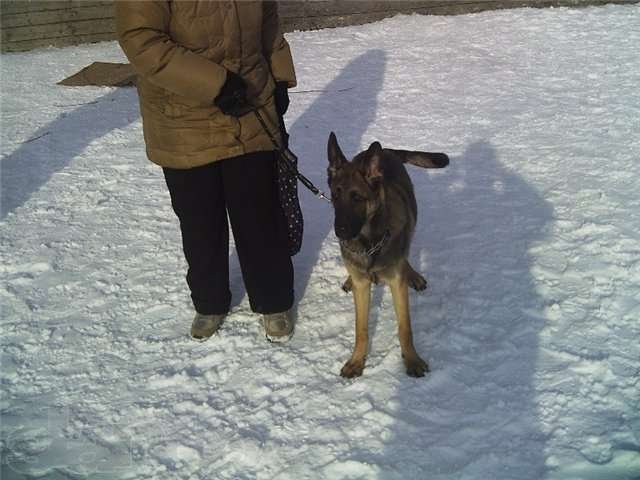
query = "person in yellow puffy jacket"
(116, 0, 297, 342)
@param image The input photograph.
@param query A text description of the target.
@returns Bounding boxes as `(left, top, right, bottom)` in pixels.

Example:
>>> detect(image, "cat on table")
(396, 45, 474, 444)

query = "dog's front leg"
(388, 270, 429, 377)
(341, 269, 371, 378)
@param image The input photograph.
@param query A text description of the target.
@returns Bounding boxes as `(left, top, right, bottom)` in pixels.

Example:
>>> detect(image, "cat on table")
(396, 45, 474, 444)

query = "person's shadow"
(228, 50, 387, 313)
(1, 88, 139, 219)
(356, 141, 552, 478)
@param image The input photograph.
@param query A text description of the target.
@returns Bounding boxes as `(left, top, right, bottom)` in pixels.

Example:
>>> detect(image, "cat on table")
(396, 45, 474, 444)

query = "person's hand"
(214, 71, 252, 117)
(274, 81, 290, 117)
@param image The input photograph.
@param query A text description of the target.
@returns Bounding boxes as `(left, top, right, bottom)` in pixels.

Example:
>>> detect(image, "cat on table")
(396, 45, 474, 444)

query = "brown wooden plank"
(2, 18, 115, 43)
(2, 5, 115, 28)
(281, 0, 636, 24)
(2, 0, 639, 52)
(280, 1, 460, 18)
(1, 1, 71, 15)
(279, 0, 456, 18)
(57, 61, 136, 86)
(2, 32, 116, 52)
(0, 1, 111, 15)
(281, 11, 396, 31)
(280, 0, 505, 24)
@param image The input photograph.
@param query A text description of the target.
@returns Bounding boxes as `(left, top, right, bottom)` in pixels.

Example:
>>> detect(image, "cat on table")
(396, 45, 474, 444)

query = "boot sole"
(265, 329, 294, 343)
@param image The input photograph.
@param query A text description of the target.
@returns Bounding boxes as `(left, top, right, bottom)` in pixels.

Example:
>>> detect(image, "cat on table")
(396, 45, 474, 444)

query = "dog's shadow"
(362, 140, 553, 478)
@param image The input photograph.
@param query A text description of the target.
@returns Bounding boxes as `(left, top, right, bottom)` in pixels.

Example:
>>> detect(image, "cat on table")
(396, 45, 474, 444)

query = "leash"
(253, 109, 331, 203)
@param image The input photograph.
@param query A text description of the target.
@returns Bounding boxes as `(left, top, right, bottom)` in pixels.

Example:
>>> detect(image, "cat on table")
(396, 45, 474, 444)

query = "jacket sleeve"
(262, 1, 297, 88)
(115, 0, 228, 103)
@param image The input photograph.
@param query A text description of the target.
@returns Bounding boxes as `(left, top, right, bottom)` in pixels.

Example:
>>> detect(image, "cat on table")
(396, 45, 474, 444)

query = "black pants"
(163, 151, 294, 315)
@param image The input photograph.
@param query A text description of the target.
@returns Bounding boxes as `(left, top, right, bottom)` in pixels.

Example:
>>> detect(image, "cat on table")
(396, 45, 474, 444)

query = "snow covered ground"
(2, 4, 640, 480)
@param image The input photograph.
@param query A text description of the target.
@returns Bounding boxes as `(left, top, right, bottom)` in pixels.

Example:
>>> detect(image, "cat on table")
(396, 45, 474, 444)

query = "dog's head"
(327, 132, 386, 241)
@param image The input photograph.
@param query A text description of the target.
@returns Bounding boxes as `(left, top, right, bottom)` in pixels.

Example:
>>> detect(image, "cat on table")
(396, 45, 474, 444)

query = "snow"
(2, 4, 640, 480)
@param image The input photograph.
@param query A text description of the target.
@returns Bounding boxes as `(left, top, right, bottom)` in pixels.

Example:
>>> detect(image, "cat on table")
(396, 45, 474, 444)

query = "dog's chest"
(341, 240, 398, 274)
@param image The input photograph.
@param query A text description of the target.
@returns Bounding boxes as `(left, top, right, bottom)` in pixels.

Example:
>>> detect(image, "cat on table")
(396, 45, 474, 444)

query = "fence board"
(2, 5, 114, 29)
(1, 1, 111, 15)
(1, 0, 638, 52)
(3, 18, 115, 43)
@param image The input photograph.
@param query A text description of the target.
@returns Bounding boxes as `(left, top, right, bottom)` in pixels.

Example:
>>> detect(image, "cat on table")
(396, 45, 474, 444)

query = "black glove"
(274, 81, 290, 117)
(214, 71, 252, 117)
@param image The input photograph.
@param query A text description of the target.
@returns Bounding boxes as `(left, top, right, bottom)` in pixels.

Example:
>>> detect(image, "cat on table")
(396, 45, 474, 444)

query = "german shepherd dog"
(327, 132, 449, 378)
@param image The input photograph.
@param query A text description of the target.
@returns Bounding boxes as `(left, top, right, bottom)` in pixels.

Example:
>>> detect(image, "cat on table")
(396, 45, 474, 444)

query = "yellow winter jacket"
(115, 0, 296, 168)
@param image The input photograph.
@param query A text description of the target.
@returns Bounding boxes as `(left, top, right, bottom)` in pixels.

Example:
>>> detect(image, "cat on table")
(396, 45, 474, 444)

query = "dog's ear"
(328, 132, 347, 179)
(365, 141, 384, 185)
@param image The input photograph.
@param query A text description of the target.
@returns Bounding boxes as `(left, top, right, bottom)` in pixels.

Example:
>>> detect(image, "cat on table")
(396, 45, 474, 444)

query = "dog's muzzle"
(334, 223, 360, 241)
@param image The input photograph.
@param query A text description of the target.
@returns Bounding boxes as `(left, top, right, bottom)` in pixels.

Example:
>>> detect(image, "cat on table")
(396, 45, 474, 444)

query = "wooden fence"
(1, 0, 638, 52)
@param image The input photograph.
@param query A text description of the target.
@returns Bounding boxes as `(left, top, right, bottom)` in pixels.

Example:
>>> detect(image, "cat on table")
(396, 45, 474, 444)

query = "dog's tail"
(385, 149, 449, 169)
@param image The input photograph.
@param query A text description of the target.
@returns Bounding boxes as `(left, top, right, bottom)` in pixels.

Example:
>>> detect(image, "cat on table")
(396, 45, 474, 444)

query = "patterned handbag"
(275, 126, 304, 256)
(254, 109, 328, 256)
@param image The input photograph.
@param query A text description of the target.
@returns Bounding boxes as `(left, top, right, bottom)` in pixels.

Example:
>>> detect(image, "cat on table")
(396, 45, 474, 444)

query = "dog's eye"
(350, 192, 365, 203)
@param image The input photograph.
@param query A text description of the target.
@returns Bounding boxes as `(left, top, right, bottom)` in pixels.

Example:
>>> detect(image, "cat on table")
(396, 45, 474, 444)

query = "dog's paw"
(340, 358, 365, 378)
(404, 355, 429, 378)
(408, 270, 427, 292)
(341, 276, 353, 293)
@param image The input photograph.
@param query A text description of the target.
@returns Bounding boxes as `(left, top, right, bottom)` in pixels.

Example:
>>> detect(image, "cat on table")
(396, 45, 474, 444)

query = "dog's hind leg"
(388, 267, 429, 377)
(406, 261, 427, 291)
(340, 268, 371, 378)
